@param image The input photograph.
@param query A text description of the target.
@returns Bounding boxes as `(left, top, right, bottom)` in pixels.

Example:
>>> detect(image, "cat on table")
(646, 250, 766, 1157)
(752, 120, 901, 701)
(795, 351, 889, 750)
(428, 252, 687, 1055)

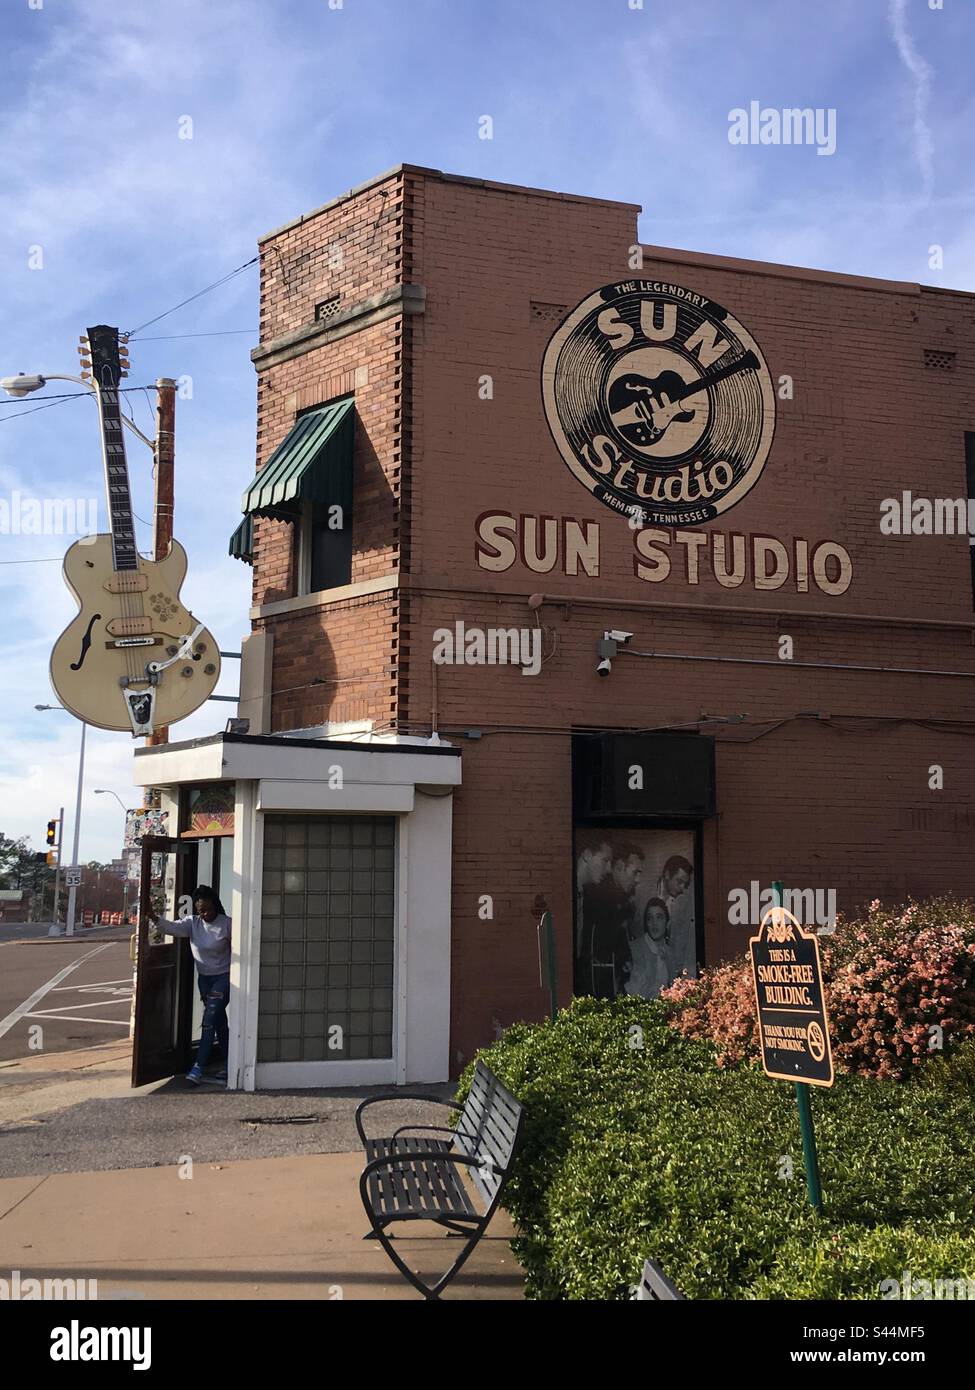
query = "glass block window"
(257, 815, 396, 1063)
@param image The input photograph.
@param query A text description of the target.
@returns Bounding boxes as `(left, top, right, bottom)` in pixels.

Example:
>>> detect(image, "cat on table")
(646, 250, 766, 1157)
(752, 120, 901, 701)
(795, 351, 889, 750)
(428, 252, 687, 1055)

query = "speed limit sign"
(65, 867, 82, 888)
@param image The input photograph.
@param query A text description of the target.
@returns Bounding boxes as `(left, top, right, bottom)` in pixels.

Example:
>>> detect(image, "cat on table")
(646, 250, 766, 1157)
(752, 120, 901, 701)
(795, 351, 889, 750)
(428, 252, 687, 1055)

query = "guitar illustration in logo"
(607, 350, 760, 448)
(49, 326, 220, 735)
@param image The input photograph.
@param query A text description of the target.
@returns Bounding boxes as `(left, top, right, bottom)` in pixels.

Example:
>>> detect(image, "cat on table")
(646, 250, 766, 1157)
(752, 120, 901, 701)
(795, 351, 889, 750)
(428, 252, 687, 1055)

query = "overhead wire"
(0, 555, 67, 565)
(0, 392, 94, 405)
(124, 256, 258, 338)
(128, 328, 257, 342)
(0, 395, 91, 422)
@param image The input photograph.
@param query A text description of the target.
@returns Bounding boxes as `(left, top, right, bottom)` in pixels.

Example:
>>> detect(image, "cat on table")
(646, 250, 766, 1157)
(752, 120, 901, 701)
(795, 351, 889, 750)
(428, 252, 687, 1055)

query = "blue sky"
(1, 0, 971, 862)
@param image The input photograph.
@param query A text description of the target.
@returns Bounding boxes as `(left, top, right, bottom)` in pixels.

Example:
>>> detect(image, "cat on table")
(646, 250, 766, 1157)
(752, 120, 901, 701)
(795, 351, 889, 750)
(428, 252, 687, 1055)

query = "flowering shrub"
(660, 896, 975, 1081)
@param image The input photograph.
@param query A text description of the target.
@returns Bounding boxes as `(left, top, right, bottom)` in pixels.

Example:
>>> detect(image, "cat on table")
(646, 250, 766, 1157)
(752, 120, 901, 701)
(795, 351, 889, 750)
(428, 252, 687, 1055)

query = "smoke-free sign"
(749, 905, 834, 1086)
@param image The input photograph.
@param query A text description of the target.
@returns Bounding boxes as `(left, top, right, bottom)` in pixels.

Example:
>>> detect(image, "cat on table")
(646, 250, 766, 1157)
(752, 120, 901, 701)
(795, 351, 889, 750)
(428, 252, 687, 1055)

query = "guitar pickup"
(106, 637, 161, 649)
(103, 573, 148, 594)
(105, 616, 152, 636)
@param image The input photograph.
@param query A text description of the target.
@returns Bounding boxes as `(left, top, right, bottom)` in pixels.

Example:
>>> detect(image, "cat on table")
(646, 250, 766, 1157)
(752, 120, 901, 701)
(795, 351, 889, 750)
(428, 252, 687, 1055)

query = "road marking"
(52, 978, 133, 993)
(0, 944, 113, 1040)
(22, 1012, 130, 1028)
(25, 999, 131, 1014)
(50, 984, 132, 1000)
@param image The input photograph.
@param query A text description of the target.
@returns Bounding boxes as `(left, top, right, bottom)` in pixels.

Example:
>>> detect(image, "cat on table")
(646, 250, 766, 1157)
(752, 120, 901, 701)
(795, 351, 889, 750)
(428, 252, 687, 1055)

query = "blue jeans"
(196, 971, 230, 1070)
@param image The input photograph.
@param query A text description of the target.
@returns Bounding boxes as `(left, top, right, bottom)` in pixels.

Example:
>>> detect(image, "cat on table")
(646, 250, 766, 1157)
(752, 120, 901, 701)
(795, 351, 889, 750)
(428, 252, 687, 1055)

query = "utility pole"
(64, 722, 87, 937)
(145, 377, 176, 803)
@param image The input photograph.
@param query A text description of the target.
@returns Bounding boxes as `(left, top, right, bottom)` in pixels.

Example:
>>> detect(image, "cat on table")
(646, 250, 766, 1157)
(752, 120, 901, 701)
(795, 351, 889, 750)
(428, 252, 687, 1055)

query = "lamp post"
(36, 705, 86, 937)
(95, 789, 132, 923)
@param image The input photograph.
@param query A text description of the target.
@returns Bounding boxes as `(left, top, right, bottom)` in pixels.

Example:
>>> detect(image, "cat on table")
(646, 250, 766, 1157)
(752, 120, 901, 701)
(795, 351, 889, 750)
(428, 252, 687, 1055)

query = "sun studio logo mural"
(540, 280, 776, 526)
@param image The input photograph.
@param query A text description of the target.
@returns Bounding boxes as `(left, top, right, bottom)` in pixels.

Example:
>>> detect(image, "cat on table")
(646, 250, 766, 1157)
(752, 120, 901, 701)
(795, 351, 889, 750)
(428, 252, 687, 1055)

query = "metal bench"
(637, 1257, 684, 1300)
(355, 1060, 525, 1299)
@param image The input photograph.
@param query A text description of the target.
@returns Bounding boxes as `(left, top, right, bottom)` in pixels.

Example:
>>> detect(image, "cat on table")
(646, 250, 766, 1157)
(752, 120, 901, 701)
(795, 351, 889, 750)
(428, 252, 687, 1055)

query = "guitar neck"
(674, 351, 758, 405)
(95, 382, 139, 572)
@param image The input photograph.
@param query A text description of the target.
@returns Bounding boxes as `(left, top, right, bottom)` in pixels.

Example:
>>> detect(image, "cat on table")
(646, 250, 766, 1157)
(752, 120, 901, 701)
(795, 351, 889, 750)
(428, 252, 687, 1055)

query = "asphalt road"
(0, 936, 133, 1062)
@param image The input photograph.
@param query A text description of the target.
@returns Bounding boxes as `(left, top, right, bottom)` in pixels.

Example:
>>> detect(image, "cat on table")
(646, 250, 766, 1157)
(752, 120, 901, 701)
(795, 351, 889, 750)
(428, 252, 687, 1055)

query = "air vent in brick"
(923, 348, 957, 370)
(531, 300, 567, 323)
(315, 295, 342, 322)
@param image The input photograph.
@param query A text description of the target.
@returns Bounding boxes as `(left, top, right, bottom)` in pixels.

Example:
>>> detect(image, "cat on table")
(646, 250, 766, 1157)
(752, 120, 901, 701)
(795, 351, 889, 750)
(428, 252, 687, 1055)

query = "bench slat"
(363, 1137, 477, 1219)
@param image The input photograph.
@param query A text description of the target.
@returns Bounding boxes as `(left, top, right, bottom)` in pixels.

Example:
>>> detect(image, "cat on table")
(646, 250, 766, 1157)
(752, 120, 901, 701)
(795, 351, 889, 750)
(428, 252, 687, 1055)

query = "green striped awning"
(240, 397, 355, 521)
(228, 512, 253, 564)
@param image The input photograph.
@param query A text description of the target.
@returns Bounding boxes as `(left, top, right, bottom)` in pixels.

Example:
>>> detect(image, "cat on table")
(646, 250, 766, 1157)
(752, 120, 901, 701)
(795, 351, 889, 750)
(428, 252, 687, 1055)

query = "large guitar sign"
(49, 326, 220, 735)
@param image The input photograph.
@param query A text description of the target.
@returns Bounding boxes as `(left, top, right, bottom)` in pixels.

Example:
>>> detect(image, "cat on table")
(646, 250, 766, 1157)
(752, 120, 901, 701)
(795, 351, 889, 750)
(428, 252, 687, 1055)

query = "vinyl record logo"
(541, 281, 776, 525)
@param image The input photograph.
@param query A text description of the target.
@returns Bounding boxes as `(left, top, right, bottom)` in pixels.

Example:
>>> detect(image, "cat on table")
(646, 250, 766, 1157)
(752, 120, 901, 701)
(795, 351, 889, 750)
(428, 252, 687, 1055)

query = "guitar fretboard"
(96, 386, 138, 571)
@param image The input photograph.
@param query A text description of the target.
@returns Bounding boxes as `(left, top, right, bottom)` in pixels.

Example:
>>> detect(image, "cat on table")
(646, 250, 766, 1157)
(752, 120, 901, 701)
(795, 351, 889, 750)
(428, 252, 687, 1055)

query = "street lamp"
(95, 789, 132, 924)
(94, 788, 127, 812)
(1, 373, 155, 451)
(36, 704, 85, 937)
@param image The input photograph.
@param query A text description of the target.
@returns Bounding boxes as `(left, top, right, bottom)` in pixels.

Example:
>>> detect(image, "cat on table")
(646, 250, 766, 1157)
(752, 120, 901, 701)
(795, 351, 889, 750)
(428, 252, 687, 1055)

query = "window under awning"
(229, 398, 355, 561)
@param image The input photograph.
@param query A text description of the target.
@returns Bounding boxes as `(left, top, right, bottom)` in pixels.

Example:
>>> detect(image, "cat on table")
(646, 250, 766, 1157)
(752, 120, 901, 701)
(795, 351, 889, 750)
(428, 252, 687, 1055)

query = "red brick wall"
(397, 171, 975, 1070)
(251, 169, 409, 728)
(249, 166, 975, 1073)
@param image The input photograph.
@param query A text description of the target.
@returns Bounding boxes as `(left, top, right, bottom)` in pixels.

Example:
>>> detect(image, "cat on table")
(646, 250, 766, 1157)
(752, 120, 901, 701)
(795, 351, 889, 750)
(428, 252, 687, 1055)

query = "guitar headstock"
(78, 326, 130, 391)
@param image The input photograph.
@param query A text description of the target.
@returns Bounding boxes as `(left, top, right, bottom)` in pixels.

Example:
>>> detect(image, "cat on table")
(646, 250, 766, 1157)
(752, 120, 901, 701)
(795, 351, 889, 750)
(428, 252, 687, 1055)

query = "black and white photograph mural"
(574, 827, 697, 1000)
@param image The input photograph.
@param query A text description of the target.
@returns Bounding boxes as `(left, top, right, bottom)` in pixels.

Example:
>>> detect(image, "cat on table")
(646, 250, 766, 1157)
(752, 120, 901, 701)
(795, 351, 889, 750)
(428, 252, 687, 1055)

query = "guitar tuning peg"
(78, 335, 89, 345)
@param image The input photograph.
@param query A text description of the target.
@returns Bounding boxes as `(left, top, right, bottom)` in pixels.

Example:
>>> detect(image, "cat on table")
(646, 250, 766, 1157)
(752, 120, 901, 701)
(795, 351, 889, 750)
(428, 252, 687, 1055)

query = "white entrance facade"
(132, 731, 460, 1091)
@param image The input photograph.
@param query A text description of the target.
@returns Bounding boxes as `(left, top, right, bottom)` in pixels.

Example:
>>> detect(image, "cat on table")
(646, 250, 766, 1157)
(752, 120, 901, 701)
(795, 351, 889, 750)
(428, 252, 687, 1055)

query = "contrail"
(888, 0, 935, 200)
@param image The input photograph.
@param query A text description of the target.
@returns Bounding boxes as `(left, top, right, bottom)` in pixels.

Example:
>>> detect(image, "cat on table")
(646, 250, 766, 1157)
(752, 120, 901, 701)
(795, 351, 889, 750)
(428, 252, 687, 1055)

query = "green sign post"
(748, 880, 831, 1213)
(537, 909, 558, 1021)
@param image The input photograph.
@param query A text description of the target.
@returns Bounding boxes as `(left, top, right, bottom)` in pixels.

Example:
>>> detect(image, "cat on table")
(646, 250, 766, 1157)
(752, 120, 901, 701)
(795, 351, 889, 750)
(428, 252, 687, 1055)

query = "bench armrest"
(389, 1123, 458, 1141)
(354, 1092, 462, 1145)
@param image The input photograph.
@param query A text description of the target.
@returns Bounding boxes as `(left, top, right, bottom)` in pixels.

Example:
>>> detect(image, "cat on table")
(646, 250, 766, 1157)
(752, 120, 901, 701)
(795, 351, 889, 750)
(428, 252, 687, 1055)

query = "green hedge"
(458, 997, 975, 1299)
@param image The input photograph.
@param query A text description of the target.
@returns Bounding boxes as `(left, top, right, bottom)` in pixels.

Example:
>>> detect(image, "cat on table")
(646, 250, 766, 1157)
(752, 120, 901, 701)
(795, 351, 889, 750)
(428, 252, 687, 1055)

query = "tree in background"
(0, 831, 56, 921)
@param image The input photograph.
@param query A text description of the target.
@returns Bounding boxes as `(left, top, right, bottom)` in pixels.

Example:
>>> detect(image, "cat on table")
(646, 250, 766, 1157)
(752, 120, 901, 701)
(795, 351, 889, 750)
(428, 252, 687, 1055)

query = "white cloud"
(887, 0, 935, 202)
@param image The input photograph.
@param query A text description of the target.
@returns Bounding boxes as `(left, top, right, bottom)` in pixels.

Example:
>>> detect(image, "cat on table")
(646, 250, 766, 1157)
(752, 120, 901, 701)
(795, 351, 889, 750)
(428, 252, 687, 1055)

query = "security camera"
(596, 657, 612, 677)
(605, 629, 633, 644)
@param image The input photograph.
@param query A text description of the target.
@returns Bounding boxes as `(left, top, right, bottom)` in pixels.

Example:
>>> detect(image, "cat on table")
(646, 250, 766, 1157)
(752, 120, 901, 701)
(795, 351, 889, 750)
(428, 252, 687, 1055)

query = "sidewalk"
(0, 1043, 524, 1298)
(0, 1040, 136, 1132)
(0, 1151, 523, 1300)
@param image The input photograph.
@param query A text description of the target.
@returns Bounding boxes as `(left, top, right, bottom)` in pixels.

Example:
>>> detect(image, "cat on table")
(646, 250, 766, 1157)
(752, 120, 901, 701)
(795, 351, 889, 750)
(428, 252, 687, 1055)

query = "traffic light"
(46, 818, 58, 846)
(46, 852, 57, 867)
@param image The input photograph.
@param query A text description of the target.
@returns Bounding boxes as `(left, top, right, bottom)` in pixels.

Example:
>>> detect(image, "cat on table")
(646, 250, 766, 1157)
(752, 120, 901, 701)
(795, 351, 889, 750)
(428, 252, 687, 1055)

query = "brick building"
(133, 165, 975, 1090)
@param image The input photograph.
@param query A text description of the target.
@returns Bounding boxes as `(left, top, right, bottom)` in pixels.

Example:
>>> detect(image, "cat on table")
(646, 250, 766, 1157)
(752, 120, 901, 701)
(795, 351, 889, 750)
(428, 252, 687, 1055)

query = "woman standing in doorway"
(150, 884, 231, 1086)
